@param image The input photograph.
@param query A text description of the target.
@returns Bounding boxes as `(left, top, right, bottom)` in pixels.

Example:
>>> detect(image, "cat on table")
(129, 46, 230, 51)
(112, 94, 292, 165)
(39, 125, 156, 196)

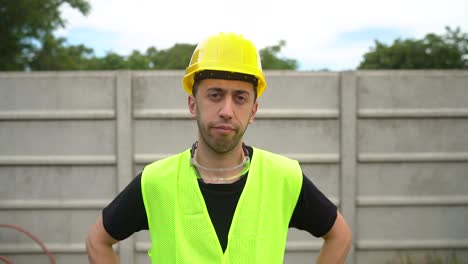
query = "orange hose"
(0, 224, 56, 264)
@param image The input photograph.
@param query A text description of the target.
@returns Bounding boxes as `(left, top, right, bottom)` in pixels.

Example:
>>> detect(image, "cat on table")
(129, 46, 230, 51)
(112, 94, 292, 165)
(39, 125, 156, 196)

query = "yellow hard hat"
(182, 32, 267, 98)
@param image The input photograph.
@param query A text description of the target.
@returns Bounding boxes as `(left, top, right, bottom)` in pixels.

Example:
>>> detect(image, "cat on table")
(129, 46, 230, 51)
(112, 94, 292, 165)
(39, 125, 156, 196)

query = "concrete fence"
(0, 70, 467, 263)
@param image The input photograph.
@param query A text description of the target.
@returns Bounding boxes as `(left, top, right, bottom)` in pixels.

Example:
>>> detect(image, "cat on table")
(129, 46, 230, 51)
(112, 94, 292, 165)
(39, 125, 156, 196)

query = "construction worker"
(86, 32, 352, 263)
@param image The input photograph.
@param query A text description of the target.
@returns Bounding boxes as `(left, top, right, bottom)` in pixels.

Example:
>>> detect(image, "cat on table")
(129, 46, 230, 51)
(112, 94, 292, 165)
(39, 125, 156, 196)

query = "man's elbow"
(325, 211, 353, 245)
(340, 214, 352, 243)
(86, 229, 102, 256)
(342, 222, 352, 247)
(85, 232, 96, 254)
(85, 215, 119, 261)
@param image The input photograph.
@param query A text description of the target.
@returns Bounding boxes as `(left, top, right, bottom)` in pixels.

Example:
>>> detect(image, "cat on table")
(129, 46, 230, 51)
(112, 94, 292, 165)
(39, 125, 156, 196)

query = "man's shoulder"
(145, 149, 190, 167)
(249, 146, 301, 179)
(248, 146, 303, 201)
(142, 149, 191, 177)
(250, 146, 297, 163)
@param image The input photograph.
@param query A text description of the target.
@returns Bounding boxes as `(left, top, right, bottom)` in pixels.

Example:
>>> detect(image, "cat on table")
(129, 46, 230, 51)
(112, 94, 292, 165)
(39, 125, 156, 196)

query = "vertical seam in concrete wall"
(340, 72, 357, 264)
(116, 71, 135, 263)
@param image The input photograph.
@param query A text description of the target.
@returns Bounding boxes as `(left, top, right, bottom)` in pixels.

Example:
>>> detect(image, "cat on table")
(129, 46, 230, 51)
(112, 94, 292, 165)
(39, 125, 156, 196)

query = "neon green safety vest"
(141, 147, 303, 263)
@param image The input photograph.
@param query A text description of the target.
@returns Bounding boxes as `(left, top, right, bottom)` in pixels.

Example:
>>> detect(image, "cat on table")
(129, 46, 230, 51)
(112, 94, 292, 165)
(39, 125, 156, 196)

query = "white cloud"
(59, 0, 468, 70)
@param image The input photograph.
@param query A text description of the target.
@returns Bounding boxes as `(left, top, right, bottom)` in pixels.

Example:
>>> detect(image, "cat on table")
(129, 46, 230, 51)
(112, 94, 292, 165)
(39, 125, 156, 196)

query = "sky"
(57, 0, 468, 71)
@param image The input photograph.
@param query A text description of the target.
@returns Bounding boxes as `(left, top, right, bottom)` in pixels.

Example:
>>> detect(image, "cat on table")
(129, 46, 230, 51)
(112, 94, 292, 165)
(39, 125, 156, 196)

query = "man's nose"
(219, 98, 234, 119)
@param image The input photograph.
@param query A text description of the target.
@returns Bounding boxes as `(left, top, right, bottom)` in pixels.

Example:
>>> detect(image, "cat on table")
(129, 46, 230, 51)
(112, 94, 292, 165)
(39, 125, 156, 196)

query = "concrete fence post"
(115, 71, 135, 263)
(340, 71, 357, 264)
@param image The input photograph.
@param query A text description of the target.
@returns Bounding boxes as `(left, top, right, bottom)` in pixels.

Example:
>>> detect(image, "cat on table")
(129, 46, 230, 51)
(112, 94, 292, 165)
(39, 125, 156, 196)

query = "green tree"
(85, 44, 195, 70)
(97, 52, 128, 70)
(1, 0, 300, 72)
(148, 44, 196, 69)
(0, 0, 91, 70)
(29, 34, 95, 70)
(259, 40, 298, 70)
(127, 50, 151, 69)
(89, 41, 299, 71)
(358, 26, 468, 69)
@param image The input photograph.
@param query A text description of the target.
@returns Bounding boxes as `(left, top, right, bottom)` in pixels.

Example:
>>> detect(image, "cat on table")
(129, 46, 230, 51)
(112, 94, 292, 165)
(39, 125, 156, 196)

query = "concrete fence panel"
(1, 70, 467, 264)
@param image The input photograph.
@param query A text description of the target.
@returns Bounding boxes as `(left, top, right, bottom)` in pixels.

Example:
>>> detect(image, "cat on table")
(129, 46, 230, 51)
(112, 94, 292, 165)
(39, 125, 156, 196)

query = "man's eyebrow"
(235, 90, 249, 94)
(206, 87, 224, 92)
(233, 90, 252, 97)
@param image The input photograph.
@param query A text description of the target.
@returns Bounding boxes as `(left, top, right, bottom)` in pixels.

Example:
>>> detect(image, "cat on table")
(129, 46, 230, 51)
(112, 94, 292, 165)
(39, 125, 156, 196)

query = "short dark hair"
(192, 70, 258, 101)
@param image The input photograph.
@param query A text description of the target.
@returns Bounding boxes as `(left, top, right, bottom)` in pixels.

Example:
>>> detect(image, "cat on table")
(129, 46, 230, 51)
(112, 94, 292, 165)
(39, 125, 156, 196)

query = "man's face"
(188, 78, 258, 154)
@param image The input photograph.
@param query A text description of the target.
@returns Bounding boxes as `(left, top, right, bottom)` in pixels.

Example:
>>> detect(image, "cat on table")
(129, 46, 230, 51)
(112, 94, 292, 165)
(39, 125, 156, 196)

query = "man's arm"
(86, 214, 119, 264)
(316, 210, 352, 264)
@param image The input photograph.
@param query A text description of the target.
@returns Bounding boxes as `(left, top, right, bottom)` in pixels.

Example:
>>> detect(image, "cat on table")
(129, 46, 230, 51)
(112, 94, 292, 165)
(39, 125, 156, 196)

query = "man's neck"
(194, 141, 246, 180)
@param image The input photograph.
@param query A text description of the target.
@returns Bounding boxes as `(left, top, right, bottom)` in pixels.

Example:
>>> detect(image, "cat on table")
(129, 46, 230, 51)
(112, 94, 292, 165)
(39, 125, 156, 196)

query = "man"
(86, 32, 352, 263)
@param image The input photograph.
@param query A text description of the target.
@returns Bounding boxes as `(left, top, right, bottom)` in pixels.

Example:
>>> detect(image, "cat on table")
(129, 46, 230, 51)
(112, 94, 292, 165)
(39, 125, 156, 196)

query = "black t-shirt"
(102, 146, 337, 252)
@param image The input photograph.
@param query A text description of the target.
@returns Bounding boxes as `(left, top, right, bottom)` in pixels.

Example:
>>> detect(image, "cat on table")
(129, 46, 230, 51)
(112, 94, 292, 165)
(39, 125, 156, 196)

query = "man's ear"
(248, 101, 259, 124)
(188, 95, 197, 117)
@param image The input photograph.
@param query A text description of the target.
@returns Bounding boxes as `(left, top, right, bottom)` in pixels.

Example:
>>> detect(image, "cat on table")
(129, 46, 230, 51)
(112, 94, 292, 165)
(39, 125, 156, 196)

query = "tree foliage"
(0, 0, 91, 70)
(260, 40, 298, 70)
(358, 26, 468, 69)
(149, 44, 197, 69)
(0, 0, 298, 71)
(84, 42, 297, 70)
(29, 34, 96, 70)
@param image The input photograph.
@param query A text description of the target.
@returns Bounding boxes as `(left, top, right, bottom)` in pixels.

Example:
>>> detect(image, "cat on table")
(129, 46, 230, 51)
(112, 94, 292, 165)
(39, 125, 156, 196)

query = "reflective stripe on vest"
(141, 147, 302, 264)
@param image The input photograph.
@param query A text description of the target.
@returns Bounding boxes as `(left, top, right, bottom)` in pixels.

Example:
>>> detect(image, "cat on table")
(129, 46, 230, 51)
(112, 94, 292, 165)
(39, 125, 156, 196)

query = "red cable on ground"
(0, 224, 56, 264)
(0, 255, 13, 264)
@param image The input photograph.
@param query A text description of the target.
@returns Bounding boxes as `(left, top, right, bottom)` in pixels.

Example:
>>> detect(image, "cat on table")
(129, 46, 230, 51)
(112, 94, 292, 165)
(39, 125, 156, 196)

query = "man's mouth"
(212, 125, 235, 135)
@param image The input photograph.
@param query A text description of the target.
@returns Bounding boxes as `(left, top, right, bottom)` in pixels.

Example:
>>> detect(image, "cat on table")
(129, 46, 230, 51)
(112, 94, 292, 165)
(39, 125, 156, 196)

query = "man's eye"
(208, 93, 221, 99)
(236, 95, 247, 103)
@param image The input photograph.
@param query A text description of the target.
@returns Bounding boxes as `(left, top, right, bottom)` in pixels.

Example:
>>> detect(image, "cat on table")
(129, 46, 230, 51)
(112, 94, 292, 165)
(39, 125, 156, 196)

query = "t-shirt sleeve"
(102, 172, 148, 241)
(289, 174, 337, 237)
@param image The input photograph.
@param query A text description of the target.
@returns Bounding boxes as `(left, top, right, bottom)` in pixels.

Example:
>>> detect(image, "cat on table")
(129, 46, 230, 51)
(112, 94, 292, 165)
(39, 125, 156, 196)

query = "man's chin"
(207, 139, 240, 154)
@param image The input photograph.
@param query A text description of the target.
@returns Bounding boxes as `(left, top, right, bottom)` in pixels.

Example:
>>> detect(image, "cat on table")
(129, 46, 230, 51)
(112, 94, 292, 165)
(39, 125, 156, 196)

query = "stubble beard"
(196, 118, 248, 154)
